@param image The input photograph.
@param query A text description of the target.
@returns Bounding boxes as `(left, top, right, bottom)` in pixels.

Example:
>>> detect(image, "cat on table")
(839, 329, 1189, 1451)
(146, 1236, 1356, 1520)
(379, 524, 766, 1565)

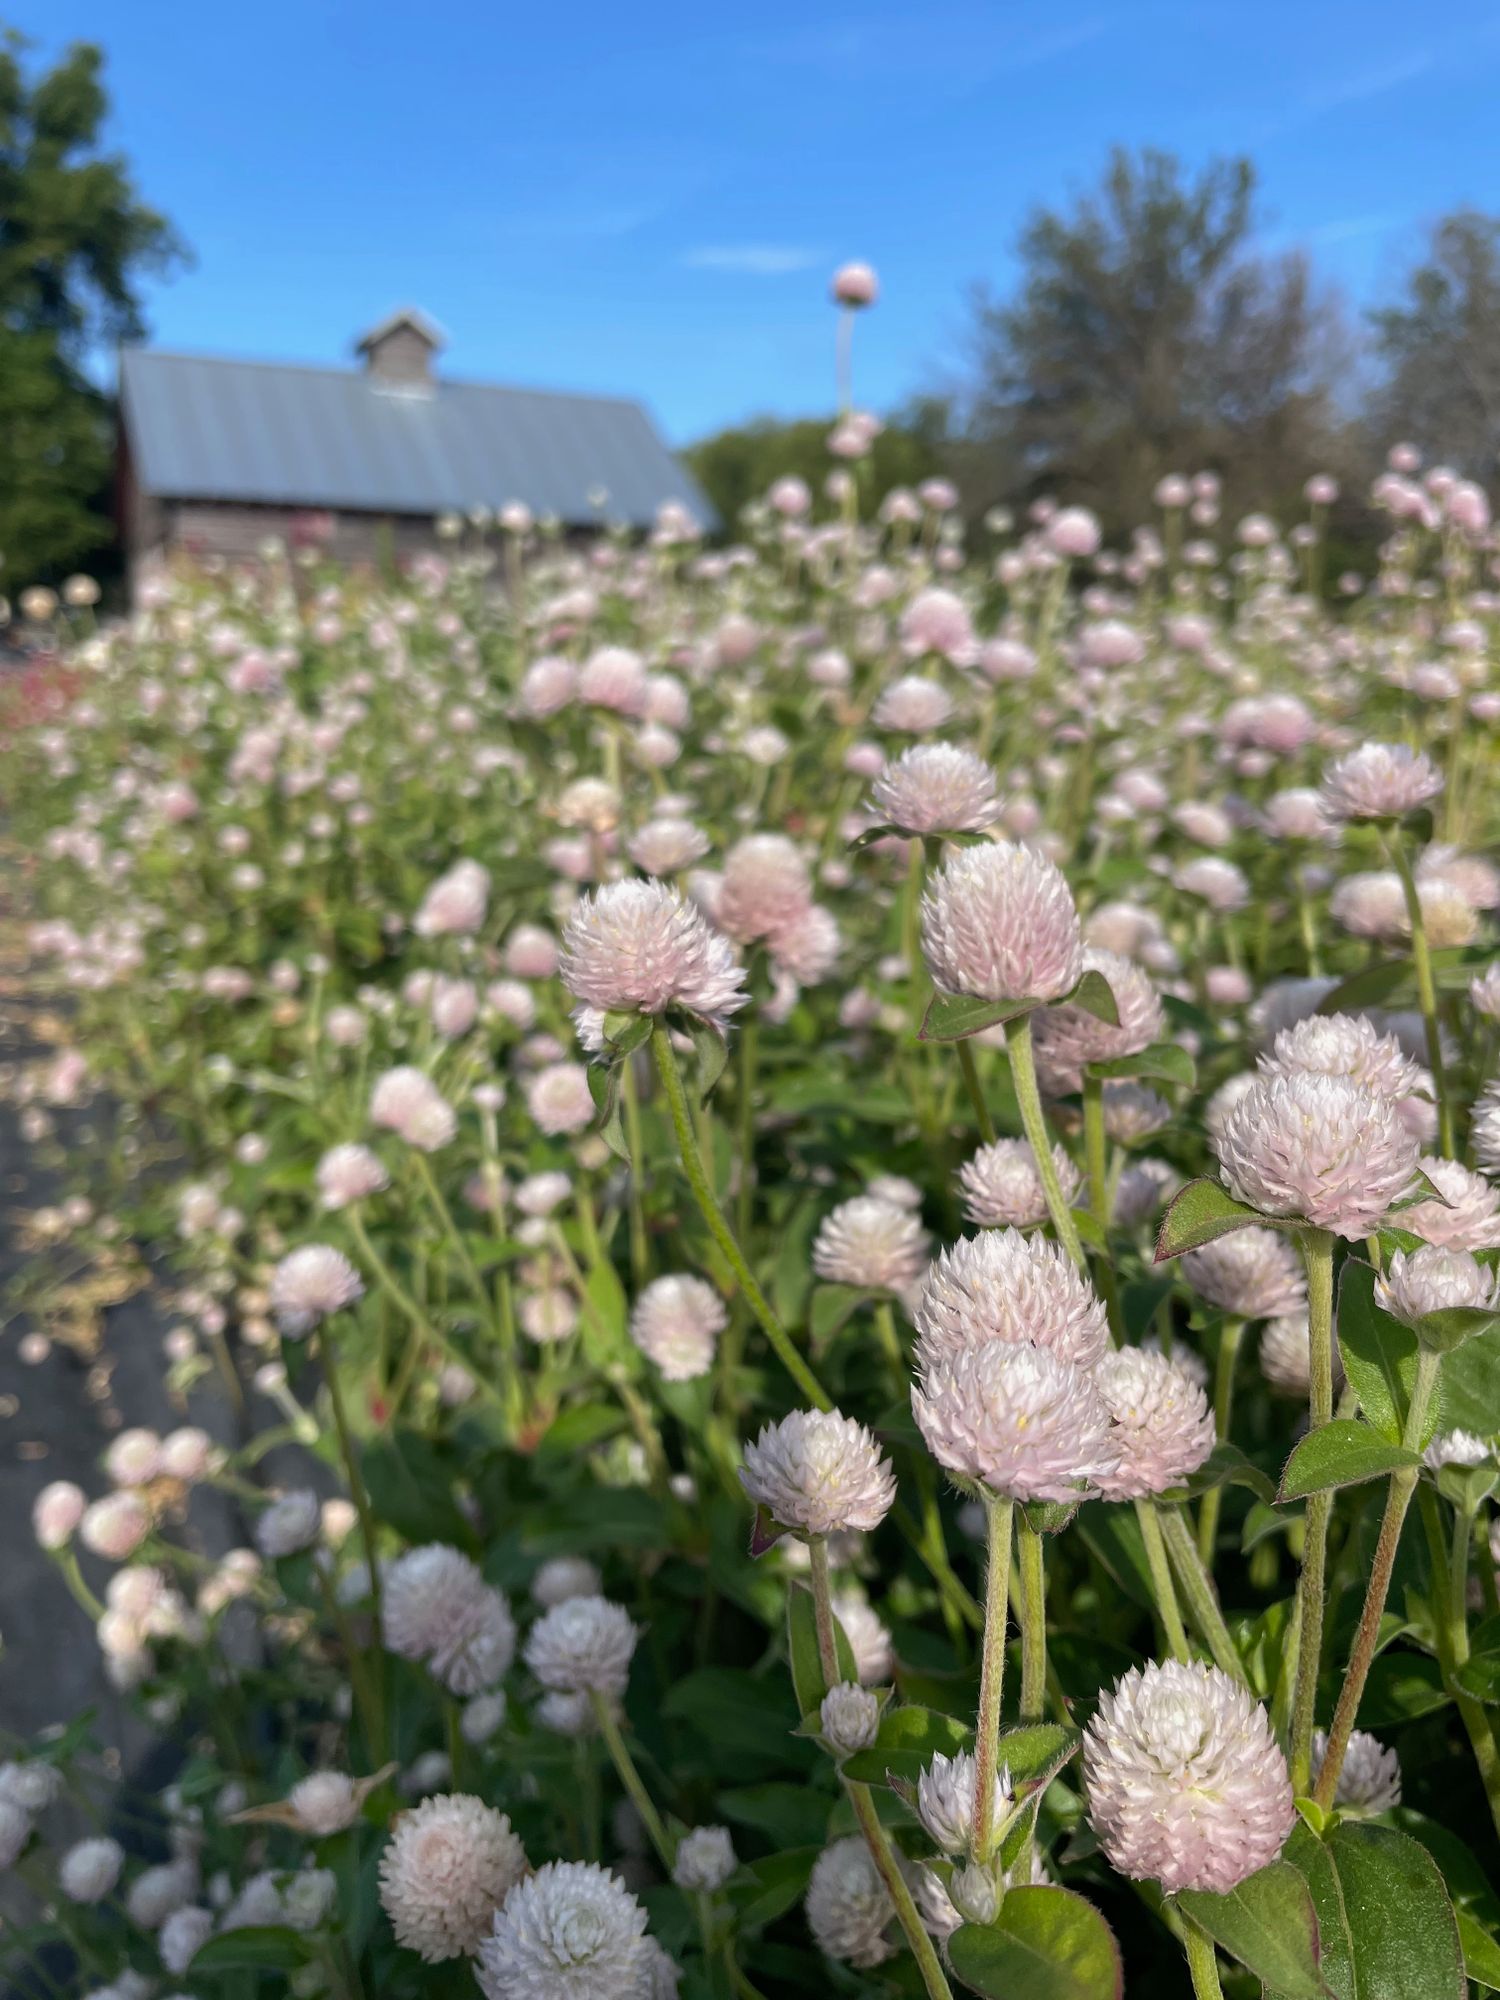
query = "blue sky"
(28, 1, 1500, 443)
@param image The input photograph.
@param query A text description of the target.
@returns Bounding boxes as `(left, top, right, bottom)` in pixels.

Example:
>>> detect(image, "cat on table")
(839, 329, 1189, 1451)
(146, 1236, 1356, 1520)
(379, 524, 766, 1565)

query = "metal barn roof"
(118, 348, 714, 530)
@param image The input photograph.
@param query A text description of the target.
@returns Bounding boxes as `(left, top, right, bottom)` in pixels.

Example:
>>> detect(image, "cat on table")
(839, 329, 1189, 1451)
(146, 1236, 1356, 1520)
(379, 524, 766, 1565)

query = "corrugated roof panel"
(118, 349, 715, 530)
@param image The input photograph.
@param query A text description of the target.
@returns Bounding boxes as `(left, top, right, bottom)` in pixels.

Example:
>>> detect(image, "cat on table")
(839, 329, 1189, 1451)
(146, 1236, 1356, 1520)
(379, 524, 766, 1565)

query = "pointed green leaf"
(1154, 1177, 1273, 1262)
(995, 1720, 1083, 1790)
(1413, 1306, 1500, 1355)
(687, 1018, 730, 1102)
(1069, 967, 1121, 1025)
(786, 1583, 857, 1716)
(1088, 1040, 1196, 1087)
(1174, 1440, 1276, 1504)
(840, 1705, 972, 1787)
(918, 989, 1033, 1042)
(949, 1886, 1123, 2000)
(1177, 1860, 1328, 1999)
(1277, 1420, 1421, 1503)
(191, 1927, 311, 1973)
(602, 1009, 653, 1057)
(1336, 1257, 1429, 1445)
(1324, 1821, 1465, 2000)
(1457, 1911, 1500, 1991)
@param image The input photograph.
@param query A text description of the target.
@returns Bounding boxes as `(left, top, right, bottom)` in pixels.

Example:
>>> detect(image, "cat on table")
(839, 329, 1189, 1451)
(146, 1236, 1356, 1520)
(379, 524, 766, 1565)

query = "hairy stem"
(1196, 1319, 1244, 1565)
(1006, 1013, 1087, 1270)
(1290, 1227, 1335, 1793)
(1135, 1498, 1190, 1662)
(1183, 1916, 1225, 2000)
(590, 1693, 674, 1873)
(1016, 1510, 1047, 1722)
(972, 1496, 1015, 1862)
(1161, 1503, 1246, 1683)
(956, 1038, 997, 1145)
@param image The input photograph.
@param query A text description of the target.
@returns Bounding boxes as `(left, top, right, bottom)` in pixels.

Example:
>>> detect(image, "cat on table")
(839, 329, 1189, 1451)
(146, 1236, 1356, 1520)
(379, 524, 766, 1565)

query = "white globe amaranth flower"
(269, 1244, 363, 1337)
(1094, 1347, 1217, 1500)
(524, 1594, 639, 1699)
(0, 1760, 62, 1812)
(1320, 741, 1444, 821)
(1083, 1660, 1294, 1893)
(32, 1478, 86, 1550)
(414, 858, 489, 937)
(370, 1066, 457, 1151)
(811, 1197, 930, 1293)
(1374, 1244, 1496, 1328)
(1261, 1012, 1425, 1101)
(1182, 1227, 1306, 1322)
(805, 1835, 895, 1968)
(1031, 947, 1166, 1093)
(820, 1682, 880, 1757)
(672, 1824, 737, 1893)
(869, 744, 999, 835)
(629, 1274, 728, 1382)
(1312, 1729, 1401, 1814)
(959, 1137, 1081, 1230)
(381, 1545, 517, 1695)
(379, 1793, 527, 1961)
(739, 1410, 897, 1536)
(1403, 1157, 1500, 1250)
(1425, 1429, 1492, 1470)
(1214, 1071, 1419, 1239)
(524, 1061, 596, 1136)
(0, 1800, 30, 1870)
(561, 880, 746, 1033)
(914, 1229, 1109, 1371)
(913, 1342, 1119, 1502)
(255, 1489, 322, 1559)
(916, 1749, 1009, 1855)
(287, 1772, 361, 1836)
(716, 834, 812, 944)
(59, 1835, 124, 1903)
(1259, 1313, 1346, 1397)
(125, 1856, 198, 1928)
(920, 841, 1083, 1005)
(532, 1556, 602, 1609)
(833, 1591, 895, 1685)
(476, 1859, 651, 1999)
(159, 1905, 214, 1976)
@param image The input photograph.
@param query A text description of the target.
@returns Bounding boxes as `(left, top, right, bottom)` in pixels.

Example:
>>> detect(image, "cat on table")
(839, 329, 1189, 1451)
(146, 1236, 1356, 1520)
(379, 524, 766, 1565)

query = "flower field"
(6, 418, 1500, 2000)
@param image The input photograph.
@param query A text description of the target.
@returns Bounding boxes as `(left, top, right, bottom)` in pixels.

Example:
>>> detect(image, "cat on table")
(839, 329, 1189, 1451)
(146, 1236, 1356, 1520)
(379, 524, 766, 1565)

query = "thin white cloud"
(683, 245, 820, 276)
(1300, 49, 1436, 113)
(1302, 210, 1408, 246)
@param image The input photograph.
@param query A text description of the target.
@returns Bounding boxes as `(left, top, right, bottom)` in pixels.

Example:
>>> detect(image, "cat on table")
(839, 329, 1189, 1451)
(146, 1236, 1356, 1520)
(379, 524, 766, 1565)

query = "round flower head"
(833, 1589, 895, 1684)
(921, 842, 1083, 1005)
(832, 260, 878, 307)
(1261, 1012, 1425, 1100)
(380, 1793, 527, 1961)
(78, 1493, 150, 1562)
(269, 1244, 363, 1337)
(1403, 1157, 1500, 1250)
(820, 1682, 880, 1756)
(476, 1860, 650, 2000)
(33, 1478, 86, 1550)
(629, 1274, 727, 1381)
(1321, 742, 1444, 821)
(1259, 1313, 1345, 1397)
(1426, 1429, 1492, 1469)
(812, 1197, 930, 1293)
(899, 587, 975, 665)
(524, 1061, 596, 1136)
(1083, 1660, 1294, 1893)
(1030, 948, 1165, 1093)
(805, 1836, 895, 1968)
(382, 1545, 517, 1695)
(160, 1906, 214, 1974)
(627, 817, 709, 877)
(1312, 1730, 1401, 1815)
(532, 1555, 602, 1608)
(1093, 1347, 1217, 1500)
(872, 675, 954, 732)
(913, 1342, 1118, 1501)
(1374, 1244, 1496, 1326)
(1214, 1072, 1419, 1239)
(524, 1594, 638, 1699)
(717, 834, 812, 944)
(370, 1067, 457, 1151)
(914, 1229, 1109, 1371)
(740, 1410, 897, 1536)
(916, 1749, 1010, 1854)
(1181, 1227, 1307, 1322)
(1471, 1083, 1500, 1176)
(559, 880, 747, 1031)
(316, 1143, 389, 1210)
(959, 1136, 1082, 1230)
(414, 859, 489, 938)
(869, 745, 999, 835)
(60, 1836, 124, 1903)
(287, 1771, 362, 1836)
(672, 1825, 737, 1893)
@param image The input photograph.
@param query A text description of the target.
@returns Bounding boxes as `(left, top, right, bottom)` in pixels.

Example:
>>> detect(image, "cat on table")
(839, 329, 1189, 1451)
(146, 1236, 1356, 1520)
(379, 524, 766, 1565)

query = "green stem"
(1290, 1227, 1336, 1793)
(1418, 1486, 1500, 1837)
(620, 1056, 651, 1288)
(590, 1693, 674, 1873)
(1161, 1503, 1246, 1683)
(651, 1023, 830, 1409)
(971, 1496, 1014, 1862)
(1016, 1511, 1047, 1722)
(1389, 834, 1456, 1157)
(1006, 1013, 1087, 1270)
(1135, 1498, 1190, 1662)
(807, 1537, 841, 1683)
(956, 1039, 997, 1145)
(1081, 1070, 1125, 1342)
(736, 1016, 759, 1246)
(1183, 1916, 1225, 2000)
(1196, 1319, 1244, 1565)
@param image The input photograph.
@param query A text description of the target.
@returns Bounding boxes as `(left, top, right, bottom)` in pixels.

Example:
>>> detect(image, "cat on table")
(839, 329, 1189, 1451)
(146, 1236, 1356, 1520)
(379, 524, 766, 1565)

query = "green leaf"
(1317, 959, 1418, 1015)
(581, 1256, 632, 1370)
(1069, 967, 1121, 1025)
(1088, 1039, 1196, 1087)
(729, 1848, 818, 1929)
(808, 1283, 872, 1354)
(1177, 1861, 1328, 1999)
(586, 1059, 629, 1159)
(995, 1720, 1083, 1792)
(1439, 1323, 1500, 1438)
(602, 1009, 653, 1057)
(1413, 1306, 1500, 1354)
(719, 1783, 834, 1851)
(918, 989, 1032, 1042)
(949, 1886, 1122, 2000)
(1176, 1440, 1276, 1504)
(786, 1584, 857, 1716)
(1277, 1420, 1421, 1503)
(1359, 1650, 1453, 1726)
(1336, 1258, 1428, 1445)
(687, 1018, 730, 1102)
(660, 1668, 804, 1761)
(840, 1704, 971, 1787)
(1453, 1621, 1500, 1706)
(360, 1430, 472, 1547)
(1275, 1824, 1356, 2000)
(1154, 1177, 1273, 1261)
(1457, 1911, 1500, 1991)
(534, 1403, 627, 1466)
(190, 1926, 311, 1973)
(1324, 1821, 1465, 2000)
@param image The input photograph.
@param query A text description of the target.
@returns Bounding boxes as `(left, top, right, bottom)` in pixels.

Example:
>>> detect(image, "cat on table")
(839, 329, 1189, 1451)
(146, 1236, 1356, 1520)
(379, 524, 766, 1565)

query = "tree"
(1368, 211, 1500, 477)
(0, 31, 184, 589)
(684, 400, 952, 533)
(958, 148, 1351, 530)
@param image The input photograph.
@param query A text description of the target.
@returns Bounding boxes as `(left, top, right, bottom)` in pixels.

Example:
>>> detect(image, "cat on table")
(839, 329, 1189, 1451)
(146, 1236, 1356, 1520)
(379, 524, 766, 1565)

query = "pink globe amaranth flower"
(1320, 742, 1444, 821)
(1030, 947, 1165, 1093)
(380, 1793, 528, 1962)
(1214, 1071, 1420, 1239)
(382, 1545, 516, 1695)
(505, 923, 559, 980)
(477, 1860, 653, 1999)
(627, 816, 709, 877)
(518, 654, 577, 718)
(1261, 1011, 1425, 1100)
(1311, 1730, 1400, 1814)
(1264, 788, 1332, 841)
(414, 858, 489, 937)
(518, 1288, 579, 1345)
(806, 1836, 895, 1968)
(1374, 1244, 1496, 1327)
(871, 674, 956, 732)
(768, 903, 841, 987)
(1403, 1156, 1500, 1250)
(1174, 855, 1249, 913)
(1420, 845, 1500, 912)
(812, 1196, 930, 1293)
(717, 835, 812, 945)
(899, 588, 976, 665)
(914, 1228, 1109, 1370)
(371, 1067, 457, 1151)
(1329, 870, 1409, 942)
(869, 744, 998, 835)
(317, 1142, 389, 1211)
(914, 1341, 1118, 1502)
(1473, 1084, 1500, 1176)
(80, 1490, 151, 1560)
(831, 261, 878, 308)
(1047, 507, 1101, 559)
(1182, 1227, 1306, 1321)
(916, 1748, 1010, 1854)
(1083, 1660, 1294, 1894)
(740, 1409, 897, 1536)
(559, 880, 747, 1031)
(629, 1273, 727, 1381)
(269, 1244, 364, 1337)
(921, 842, 1083, 1006)
(1094, 1347, 1216, 1500)
(577, 644, 647, 714)
(959, 1136, 1081, 1230)
(33, 1478, 86, 1550)
(1259, 1312, 1345, 1397)
(524, 1594, 638, 1698)
(523, 1061, 595, 1136)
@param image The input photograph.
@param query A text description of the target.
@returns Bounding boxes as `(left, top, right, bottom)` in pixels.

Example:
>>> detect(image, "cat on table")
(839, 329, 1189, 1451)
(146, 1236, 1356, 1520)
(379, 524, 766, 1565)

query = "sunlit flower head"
(1214, 1072, 1419, 1238)
(560, 880, 747, 1030)
(740, 1410, 897, 1536)
(921, 843, 1083, 1006)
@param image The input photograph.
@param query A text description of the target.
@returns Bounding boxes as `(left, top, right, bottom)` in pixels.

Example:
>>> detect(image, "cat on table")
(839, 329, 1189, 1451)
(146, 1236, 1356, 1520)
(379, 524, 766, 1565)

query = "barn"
(116, 309, 714, 595)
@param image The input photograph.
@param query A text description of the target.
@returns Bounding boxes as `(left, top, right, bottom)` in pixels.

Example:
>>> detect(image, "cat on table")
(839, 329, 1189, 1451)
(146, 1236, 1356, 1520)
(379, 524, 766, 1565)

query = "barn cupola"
(355, 308, 445, 390)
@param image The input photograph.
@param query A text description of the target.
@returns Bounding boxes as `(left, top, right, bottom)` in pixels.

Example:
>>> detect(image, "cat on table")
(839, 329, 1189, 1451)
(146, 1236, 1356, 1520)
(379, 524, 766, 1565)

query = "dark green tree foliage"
(958, 148, 1351, 531)
(1369, 211, 1500, 478)
(684, 398, 951, 533)
(0, 31, 183, 586)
